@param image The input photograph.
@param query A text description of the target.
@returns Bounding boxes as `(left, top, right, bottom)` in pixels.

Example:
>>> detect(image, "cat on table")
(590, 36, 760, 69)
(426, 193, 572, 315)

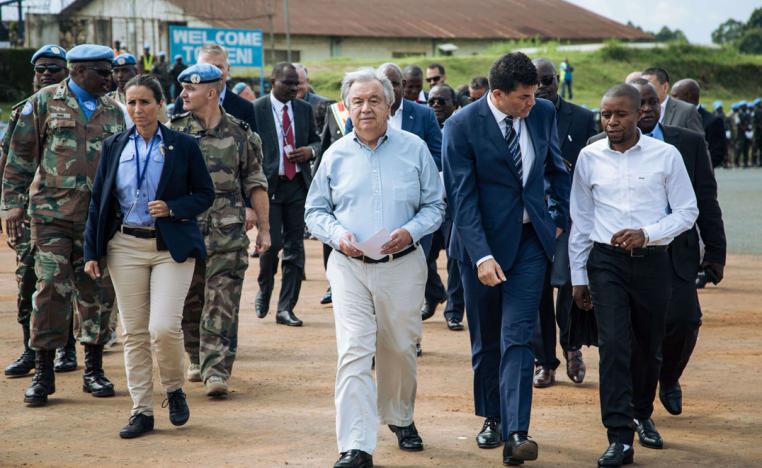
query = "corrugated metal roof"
(62, 0, 652, 41)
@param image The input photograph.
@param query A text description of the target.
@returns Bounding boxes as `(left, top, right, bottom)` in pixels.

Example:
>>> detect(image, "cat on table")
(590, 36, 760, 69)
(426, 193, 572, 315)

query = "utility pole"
(283, 0, 290, 62)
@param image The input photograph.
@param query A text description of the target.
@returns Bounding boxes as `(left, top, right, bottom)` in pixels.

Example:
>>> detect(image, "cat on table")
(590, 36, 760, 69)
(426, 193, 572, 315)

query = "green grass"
(303, 41, 762, 110)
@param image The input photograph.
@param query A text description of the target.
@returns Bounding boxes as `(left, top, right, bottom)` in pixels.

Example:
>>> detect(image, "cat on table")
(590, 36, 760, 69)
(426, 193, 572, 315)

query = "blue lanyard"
(133, 131, 158, 197)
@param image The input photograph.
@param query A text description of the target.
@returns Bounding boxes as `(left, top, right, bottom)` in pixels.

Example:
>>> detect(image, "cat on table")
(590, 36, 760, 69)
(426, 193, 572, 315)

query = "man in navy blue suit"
(443, 52, 570, 466)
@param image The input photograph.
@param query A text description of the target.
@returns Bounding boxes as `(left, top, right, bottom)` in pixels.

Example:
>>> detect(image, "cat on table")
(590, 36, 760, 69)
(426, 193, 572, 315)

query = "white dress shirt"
(389, 99, 404, 130)
(270, 94, 300, 175)
(569, 132, 699, 286)
(476, 94, 536, 267)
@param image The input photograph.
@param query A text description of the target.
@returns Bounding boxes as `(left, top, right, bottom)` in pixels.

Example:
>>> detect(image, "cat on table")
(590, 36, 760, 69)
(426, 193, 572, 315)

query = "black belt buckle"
(630, 248, 646, 258)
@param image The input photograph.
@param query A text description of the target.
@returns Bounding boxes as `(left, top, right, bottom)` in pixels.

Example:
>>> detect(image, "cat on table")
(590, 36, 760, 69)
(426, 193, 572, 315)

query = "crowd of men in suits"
(1, 43, 728, 468)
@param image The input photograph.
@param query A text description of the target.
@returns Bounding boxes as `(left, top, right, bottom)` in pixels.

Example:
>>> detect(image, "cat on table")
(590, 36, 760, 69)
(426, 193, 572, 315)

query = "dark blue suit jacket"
(84, 123, 215, 263)
(346, 98, 442, 170)
(443, 95, 571, 269)
(556, 97, 597, 168)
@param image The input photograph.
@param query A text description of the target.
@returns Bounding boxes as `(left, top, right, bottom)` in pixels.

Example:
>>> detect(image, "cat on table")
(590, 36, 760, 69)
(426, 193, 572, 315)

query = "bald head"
(671, 78, 700, 106)
(532, 58, 557, 75)
(532, 57, 559, 102)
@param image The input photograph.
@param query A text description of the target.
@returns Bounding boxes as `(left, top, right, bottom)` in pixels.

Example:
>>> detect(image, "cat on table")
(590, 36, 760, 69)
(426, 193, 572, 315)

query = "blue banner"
(169, 26, 264, 68)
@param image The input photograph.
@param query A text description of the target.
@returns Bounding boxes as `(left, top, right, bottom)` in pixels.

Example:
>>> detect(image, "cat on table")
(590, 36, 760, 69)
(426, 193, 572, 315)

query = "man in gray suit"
(251, 62, 322, 326)
(642, 67, 704, 135)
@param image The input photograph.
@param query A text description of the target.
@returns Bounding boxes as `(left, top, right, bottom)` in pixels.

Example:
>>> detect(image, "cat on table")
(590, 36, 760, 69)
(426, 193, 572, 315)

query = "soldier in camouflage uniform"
(169, 64, 270, 398)
(2, 45, 71, 378)
(1, 44, 125, 406)
(734, 102, 752, 168)
(751, 98, 762, 167)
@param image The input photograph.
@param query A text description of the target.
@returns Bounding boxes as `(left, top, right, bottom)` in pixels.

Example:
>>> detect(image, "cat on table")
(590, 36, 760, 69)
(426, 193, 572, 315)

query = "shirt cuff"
(476, 255, 494, 268)
(330, 227, 350, 251)
(641, 224, 659, 245)
(571, 269, 589, 286)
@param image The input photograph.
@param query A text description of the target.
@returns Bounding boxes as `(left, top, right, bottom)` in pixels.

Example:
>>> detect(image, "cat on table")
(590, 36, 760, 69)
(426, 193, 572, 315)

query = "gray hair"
(340, 67, 395, 110)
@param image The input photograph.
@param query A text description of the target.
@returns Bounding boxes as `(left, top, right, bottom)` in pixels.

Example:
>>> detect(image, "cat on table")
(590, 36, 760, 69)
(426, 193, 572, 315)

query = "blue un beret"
(712, 100, 723, 111)
(113, 53, 137, 68)
(178, 63, 222, 84)
(31, 44, 67, 64)
(66, 44, 115, 63)
(751, 97, 761, 107)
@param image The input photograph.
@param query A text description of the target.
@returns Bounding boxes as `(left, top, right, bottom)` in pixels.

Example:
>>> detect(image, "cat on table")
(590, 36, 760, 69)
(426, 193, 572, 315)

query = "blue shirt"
(305, 127, 445, 249)
(646, 123, 665, 141)
(68, 79, 98, 120)
(115, 128, 165, 227)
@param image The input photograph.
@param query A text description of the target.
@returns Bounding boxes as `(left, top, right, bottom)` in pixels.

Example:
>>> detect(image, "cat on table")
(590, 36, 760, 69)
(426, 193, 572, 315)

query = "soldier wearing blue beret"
(177, 63, 223, 84)
(110, 54, 138, 105)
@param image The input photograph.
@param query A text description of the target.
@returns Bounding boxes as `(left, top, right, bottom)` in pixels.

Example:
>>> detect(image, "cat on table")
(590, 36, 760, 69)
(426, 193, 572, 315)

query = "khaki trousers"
(327, 248, 426, 454)
(107, 231, 195, 416)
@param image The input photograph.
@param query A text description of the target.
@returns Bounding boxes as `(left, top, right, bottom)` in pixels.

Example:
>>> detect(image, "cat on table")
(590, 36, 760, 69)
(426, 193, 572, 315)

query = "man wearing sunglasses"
(2, 44, 126, 407)
(425, 63, 447, 89)
(2, 44, 69, 379)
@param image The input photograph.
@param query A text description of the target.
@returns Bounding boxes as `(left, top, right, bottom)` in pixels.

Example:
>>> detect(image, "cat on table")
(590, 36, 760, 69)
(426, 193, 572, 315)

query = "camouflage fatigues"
(1, 99, 37, 324)
(752, 108, 762, 167)
(734, 109, 752, 167)
(170, 108, 267, 381)
(1, 79, 125, 350)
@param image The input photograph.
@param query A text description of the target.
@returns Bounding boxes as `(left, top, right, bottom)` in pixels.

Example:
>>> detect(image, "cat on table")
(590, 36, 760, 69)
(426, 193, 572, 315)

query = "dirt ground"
(0, 239, 760, 467)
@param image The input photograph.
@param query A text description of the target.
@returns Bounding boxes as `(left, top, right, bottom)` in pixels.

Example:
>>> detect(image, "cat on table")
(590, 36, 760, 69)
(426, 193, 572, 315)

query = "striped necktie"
(504, 116, 523, 179)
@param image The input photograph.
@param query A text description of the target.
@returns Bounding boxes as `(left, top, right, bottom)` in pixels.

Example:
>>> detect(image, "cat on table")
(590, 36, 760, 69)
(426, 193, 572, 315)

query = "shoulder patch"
(11, 99, 28, 112)
(21, 101, 33, 116)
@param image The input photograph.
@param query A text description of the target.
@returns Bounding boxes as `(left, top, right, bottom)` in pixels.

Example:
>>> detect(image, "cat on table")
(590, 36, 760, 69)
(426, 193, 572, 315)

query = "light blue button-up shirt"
(305, 126, 445, 250)
(115, 128, 165, 227)
(68, 79, 98, 120)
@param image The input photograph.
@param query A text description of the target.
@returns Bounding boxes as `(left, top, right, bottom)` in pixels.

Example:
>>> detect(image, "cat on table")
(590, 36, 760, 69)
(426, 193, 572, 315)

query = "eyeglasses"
(539, 75, 558, 86)
(426, 75, 442, 84)
(34, 64, 64, 74)
(85, 67, 112, 78)
(427, 97, 449, 106)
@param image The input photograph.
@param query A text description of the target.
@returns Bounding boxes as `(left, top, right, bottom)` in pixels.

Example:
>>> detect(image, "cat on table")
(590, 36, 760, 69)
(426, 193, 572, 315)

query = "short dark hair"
(124, 74, 165, 103)
(271, 62, 295, 79)
(402, 64, 423, 78)
(431, 83, 457, 103)
(470, 76, 489, 89)
(642, 67, 670, 84)
(488, 52, 538, 94)
(602, 83, 641, 112)
(428, 63, 445, 75)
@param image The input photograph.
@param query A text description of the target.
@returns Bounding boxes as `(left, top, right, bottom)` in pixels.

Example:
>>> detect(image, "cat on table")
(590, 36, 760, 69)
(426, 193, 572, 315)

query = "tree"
(654, 26, 688, 42)
(711, 19, 745, 45)
(738, 28, 762, 55)
(747, 7, 762, 30)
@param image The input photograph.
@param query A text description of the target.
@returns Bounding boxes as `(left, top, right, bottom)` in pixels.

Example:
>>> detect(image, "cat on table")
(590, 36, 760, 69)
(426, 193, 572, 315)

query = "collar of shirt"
(351, 127, 391, 152)
(487, 92, 522, 136)
(219, 85, 227, 105)
(605, 129, 645, 154)
(129, 126, 164, 146)
(68, 79, 97, 105)
(270, 93, 292, 114)
(388, 99, 404, 130)
(645, 123, 664, 141)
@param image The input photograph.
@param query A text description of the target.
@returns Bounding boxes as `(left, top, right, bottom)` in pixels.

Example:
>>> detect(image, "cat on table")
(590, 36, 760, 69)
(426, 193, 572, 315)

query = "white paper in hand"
(350, 228, 392, 260)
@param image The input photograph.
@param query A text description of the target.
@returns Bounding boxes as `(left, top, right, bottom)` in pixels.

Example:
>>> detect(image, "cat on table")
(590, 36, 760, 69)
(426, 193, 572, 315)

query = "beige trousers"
(327, 248, 427, 454)
(107, 231, 196, 416)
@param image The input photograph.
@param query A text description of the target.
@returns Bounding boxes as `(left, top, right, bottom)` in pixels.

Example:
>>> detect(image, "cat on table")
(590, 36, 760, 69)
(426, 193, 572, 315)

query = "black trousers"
(533, 268, 575, 369)
(423, 230, 447, 304)
(660, 266, 701, 388)
(587, 244, 671, 445)
(257, 178, 307, 312)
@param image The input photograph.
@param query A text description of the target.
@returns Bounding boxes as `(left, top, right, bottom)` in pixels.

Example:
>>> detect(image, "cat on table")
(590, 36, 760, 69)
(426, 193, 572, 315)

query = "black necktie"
(504, 116, 523, 179)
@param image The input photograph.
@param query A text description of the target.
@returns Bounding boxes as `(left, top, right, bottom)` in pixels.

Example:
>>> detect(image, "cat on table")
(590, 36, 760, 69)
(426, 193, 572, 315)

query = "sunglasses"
(426, 75, 442, 83)
(428, 97, 449, 106)
(539, 75, 558, 86)
(34, 64, 64, 73)
(86, 67, 113, 78)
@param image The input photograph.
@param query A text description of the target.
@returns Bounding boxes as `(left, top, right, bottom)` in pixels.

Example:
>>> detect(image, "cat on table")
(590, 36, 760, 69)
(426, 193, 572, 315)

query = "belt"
(338, 244, 418, 264)
(594, 242, 668, 258)
(121, 225, 157, 239)
(278, 175, 300, 182)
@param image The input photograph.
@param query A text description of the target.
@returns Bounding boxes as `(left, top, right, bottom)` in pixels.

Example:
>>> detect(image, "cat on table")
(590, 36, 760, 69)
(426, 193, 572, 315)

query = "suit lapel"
(292, 100, 304, 147)
(402, 99, 415, 132)
(104, 130, 132, 203)
(523, 112, 542, 183)
(155, 123, 176, 199)
(557, 99, 573, 147)
(664, 98, 676, 126)
(477, 97, 521, 182)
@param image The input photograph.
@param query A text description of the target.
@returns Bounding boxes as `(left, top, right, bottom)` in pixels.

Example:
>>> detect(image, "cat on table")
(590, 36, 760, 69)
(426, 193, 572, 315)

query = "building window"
(94, 19, 111, 46)
(265, 49, 301, 64)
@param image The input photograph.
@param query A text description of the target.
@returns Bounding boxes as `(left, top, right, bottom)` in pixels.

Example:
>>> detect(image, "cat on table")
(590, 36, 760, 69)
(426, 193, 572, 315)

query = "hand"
(477, 258, 506, 287)
(4, 208, 25, 243)
(610, 229, 646, 251)
(701, 261, 725, 284)
(256, 227, 271, 253)
(573, 285, 593, 310)
(380, 228, 413, 255)
(245, 208, 257, 232)
(286, 147, 313, 163)
(148, 200, 170, 218)
(84, 260, 101, 280)
(556, 227, 563, 239)
(338, 232, 362, 257)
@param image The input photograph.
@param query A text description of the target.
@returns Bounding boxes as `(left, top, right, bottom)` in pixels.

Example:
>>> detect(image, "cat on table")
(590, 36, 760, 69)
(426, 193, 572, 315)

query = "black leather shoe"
(635, 418, 663, 449)
(276, 310, 303, 327)
(416, 342, 422, 357)
(255, 291, 270, 319)
(476, 417, 502, 448)
(659, 382, 682, 415)
(119, 413, 155, 439)
(6, 320, 36, 377)
(54, 343, 77, 373)
(446, 317, 464, 331)
(597, 442, 634, 467)
(565, 349, 586, 384)
(82, 344, 115, 397)
(320, 287, 333, 305)
(333, 450, 373, 468)
(421, 299, 443, 321)
(389, 422, 424, 451)
(163, 388, 189, 426)
(24, 349, 55, 406)
(503, 432, 538, 465)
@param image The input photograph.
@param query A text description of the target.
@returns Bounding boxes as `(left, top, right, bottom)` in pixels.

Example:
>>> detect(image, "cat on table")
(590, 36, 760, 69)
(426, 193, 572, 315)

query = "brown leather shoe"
(565, 350, 586, 384)
(533, 366, 555, 388)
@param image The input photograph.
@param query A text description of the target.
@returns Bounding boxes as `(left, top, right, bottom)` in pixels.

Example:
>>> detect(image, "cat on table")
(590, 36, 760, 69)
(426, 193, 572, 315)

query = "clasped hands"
(338, 228, 412, 258)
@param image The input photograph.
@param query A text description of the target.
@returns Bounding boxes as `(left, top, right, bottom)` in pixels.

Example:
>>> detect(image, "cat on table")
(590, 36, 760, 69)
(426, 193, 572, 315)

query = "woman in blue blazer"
(83, 75, 214, 439)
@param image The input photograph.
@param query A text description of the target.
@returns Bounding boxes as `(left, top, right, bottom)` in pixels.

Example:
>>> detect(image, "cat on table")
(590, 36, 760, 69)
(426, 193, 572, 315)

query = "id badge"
(284, 144, 294, 155)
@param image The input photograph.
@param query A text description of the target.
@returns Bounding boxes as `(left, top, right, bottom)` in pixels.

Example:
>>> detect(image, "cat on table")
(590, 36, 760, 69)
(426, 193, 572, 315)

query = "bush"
(0, 48, 35, 102)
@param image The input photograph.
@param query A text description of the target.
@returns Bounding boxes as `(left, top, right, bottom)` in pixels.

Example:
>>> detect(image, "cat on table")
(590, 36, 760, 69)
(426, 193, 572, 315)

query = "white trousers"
(107, 231, 196, 416)
(327, 248, 427, 454)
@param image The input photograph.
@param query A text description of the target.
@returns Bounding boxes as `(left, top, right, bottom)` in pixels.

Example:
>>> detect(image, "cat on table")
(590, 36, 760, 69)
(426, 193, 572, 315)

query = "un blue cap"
(232, 82, 247, 94)
(31, 44, 67, 64)
(713, 100, 723, 110)
(66, 44, 115, 63)
(751, 97, 761, 107)
(178, 63, 222, 84)
(113, 53, 136, 68)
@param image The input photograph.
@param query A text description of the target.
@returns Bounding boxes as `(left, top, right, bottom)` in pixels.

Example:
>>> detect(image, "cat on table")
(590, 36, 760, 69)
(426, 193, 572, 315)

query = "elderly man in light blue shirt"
(305, 68, 444, 468)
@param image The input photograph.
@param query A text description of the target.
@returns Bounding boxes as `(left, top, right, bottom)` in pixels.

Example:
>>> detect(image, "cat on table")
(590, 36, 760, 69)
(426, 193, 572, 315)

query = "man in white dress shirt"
(569, 84, 698, 468)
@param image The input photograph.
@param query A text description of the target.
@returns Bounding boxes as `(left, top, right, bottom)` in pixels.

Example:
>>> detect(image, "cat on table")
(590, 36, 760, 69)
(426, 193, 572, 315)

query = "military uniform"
(752, 104, 762, 167)
(170, 108, 267, 381)
(734, 107, 752, 167)
(1, 79, 125, 351)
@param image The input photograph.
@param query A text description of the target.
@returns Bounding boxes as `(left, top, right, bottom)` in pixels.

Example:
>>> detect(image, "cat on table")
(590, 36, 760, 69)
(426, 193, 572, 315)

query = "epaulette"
(227, 113, 249, 131)
(171, 111, 191, 121)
